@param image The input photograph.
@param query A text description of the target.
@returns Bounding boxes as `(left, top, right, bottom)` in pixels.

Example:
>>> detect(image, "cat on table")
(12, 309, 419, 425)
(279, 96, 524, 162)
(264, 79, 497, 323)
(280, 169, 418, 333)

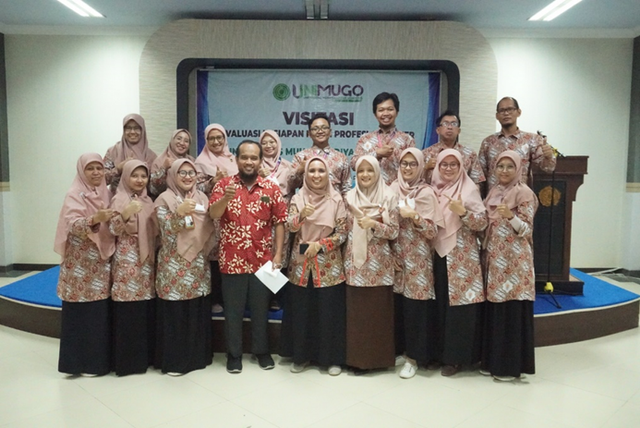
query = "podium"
(532, 156, 588, 294)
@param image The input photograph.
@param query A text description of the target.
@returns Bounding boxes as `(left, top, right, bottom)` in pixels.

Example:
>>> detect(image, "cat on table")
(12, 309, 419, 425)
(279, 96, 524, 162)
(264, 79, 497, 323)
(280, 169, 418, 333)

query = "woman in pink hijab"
(195, 123, 238, 195)
(154, 159, 215, 375)
(149, 129, 194, 198)
(279, 157, 348, 376)
(108, 160, 158, 376)
(430, 148, 487, 377)
(55, 153, 116, 377)
(343, 155, 399, 373)
(104, 114, 157, 192)
(390, 147, 444, 379)
(481, 150, 538, 382)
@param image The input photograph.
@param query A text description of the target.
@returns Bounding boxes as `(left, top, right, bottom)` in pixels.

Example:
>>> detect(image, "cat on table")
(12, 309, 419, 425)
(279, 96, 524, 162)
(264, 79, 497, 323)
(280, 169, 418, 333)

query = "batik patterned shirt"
(57, 218, 111, 302)
(479, 130, 556, 191)
(351, 128, 415, 185)
(210, 175, 288, 274)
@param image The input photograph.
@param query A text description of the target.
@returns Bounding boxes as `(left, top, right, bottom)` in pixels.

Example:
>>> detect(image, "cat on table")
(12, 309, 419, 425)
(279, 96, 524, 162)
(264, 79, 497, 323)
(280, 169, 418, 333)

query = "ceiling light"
(529, 0, 582, 22)
(57, 0, 104, 18)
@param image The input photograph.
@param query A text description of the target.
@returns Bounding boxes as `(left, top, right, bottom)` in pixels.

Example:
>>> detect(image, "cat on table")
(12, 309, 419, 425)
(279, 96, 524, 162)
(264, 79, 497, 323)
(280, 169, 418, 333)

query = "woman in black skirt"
(280, 157, 348, 375)
(430, 149, 488, 376)
(54, 153, 116, 376)
(481, 150, 538, 381)
(108, 160, 158, 375)
(154, 159, 215, 375)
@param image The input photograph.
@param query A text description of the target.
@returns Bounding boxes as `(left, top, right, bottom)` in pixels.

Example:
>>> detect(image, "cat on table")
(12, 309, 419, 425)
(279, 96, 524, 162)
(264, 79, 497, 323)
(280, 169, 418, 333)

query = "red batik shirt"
(210, 175, 288, 274)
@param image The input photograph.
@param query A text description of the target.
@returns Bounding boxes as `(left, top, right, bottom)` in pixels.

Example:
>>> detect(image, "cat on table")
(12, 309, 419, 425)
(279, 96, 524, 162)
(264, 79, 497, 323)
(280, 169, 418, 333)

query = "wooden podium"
(532, 156, 588, 294)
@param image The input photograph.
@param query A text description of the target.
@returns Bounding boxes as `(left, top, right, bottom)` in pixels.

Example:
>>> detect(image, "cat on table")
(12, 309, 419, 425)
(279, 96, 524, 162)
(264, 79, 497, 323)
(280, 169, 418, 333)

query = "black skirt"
(433, 254, 483, 366)
(481, 300, 535, 377)
(112, 299, 156, 376)
(279, 280, 346, 366)
(402, 296, 439, 364)
(58, 299, 111, 376)
(155, 294, 213, 374)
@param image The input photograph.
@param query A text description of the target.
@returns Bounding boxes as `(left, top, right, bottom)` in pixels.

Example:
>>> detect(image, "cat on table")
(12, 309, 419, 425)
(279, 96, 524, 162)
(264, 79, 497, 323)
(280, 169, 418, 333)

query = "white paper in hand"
(254, 261, 288, 294)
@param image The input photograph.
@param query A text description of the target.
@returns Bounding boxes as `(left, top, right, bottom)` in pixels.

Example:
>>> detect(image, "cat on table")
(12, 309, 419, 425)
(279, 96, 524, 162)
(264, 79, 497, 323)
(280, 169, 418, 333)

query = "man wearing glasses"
(350, 92, 415, 185)
(478, 97, 556, 194)
(422, 110, 485, 186)
(287, 113, 352, 197)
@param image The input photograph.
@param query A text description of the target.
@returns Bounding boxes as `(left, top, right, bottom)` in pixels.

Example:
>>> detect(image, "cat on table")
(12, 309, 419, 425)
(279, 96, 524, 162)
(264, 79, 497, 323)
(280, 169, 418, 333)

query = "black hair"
(308, 113, 331, 130)
(372, 92, 399, 114)
(236, 139, 262, 159)
(436, 110, 461, 127)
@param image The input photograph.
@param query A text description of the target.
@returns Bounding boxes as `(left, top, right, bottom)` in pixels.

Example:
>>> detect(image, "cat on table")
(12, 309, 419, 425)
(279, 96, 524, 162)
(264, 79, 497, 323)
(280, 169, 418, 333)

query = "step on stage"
(1, 267, 638, 351)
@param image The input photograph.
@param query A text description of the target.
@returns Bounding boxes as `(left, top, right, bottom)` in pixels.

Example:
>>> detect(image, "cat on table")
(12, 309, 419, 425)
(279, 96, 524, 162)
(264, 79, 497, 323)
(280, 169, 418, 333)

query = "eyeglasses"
(496, 164, 516, 171)
(177, 170, 197, 178)
(207, 135, 225, 143)
(497, 107, 518, 115)
(261, 139, 277, 146)
(124, 126, 142, 132)
(400, 161, 419, 169)
(439, 121, 459, 128)
(310, 126, 330, 133)
(439, 162, 460, 170)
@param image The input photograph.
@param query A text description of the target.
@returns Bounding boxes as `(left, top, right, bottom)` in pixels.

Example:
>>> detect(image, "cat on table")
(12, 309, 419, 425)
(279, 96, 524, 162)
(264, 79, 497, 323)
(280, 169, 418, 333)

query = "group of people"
(55, 93, 556, 383)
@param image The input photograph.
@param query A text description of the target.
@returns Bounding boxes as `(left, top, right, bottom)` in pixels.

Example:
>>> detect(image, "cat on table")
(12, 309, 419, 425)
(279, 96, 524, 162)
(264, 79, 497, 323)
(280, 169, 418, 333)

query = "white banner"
(198, 69, 436, 160)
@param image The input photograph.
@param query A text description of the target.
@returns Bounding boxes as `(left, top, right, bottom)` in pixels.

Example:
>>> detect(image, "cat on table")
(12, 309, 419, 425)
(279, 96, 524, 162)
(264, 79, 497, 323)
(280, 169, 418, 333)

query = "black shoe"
(256, 353, 275, 370)
(226, 355, 242, 374)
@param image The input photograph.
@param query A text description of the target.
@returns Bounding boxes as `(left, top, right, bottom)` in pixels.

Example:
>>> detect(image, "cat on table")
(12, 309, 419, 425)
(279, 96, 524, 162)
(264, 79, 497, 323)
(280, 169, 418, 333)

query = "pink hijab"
(259, 130, 291, 196)
(154, 159, 215, 262)
(485, 150, 538, 220)
(346, 156, 397, 268)
(109, 160, 157, 263)
(195, 123, 238, 177)
(54, 153, 115, 260)
(291, 157, 345, 258)
(151, 129, 195, 177)
(431, 149, 485, 257)
(390, 147, 444, 228)
(107, 114, 157, 166)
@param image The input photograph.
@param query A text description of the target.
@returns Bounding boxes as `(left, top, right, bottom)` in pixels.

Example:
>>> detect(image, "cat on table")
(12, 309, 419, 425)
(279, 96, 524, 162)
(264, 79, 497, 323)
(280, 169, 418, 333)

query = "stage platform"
(0, 267, 638, 350)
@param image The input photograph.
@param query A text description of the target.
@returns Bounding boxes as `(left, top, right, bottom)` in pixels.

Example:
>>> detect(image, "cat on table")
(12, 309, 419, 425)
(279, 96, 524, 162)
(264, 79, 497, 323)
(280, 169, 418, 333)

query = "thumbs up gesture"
(446, 194, 467, 216)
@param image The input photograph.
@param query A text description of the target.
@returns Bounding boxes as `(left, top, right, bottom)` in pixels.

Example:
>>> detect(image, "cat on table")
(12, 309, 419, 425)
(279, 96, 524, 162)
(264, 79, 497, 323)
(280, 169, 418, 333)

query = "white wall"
(2, 32, 636, 268)
(485, 37, 633, 268)
(5, 35, 148, 264)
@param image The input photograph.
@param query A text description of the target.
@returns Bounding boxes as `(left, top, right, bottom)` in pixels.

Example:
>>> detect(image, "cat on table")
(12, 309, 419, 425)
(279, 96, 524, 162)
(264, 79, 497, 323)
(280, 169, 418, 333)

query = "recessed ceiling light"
(529, 0, 583, 22)
(57, 0, 104, 18)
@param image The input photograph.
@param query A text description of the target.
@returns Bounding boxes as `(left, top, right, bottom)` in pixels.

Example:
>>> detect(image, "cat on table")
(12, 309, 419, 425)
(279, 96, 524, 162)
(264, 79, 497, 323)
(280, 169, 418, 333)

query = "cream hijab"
(291, 157, 345, 258)
(109, 160, 157, 263)
(390, 147, 444, 228)
(346, 155, 397, 268)
(154, 159, 215, 262)
(195, 123, 238, 177)
(54, 153, 115, 260)
(431, 149, 485, 257)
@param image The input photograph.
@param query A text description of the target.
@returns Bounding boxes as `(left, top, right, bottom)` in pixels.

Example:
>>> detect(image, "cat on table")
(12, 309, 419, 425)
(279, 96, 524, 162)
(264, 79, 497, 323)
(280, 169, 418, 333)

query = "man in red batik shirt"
(210, 140, 287, 374)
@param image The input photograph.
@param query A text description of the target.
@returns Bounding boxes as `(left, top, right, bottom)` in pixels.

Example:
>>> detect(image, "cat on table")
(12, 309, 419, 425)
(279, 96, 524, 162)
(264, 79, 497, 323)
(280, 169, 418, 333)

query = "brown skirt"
(346, 285, 395, 370)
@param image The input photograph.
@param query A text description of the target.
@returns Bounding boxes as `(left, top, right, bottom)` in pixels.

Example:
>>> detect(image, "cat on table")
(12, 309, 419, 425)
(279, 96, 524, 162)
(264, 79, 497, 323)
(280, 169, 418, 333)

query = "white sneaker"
(399, 361, 417, 379)
(479, 369, 491, 376)
(290, 362, 309, 373)
(167, 372, 184, 377)
(493, 375, 516, 382)
(328, 365, 342, 376)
